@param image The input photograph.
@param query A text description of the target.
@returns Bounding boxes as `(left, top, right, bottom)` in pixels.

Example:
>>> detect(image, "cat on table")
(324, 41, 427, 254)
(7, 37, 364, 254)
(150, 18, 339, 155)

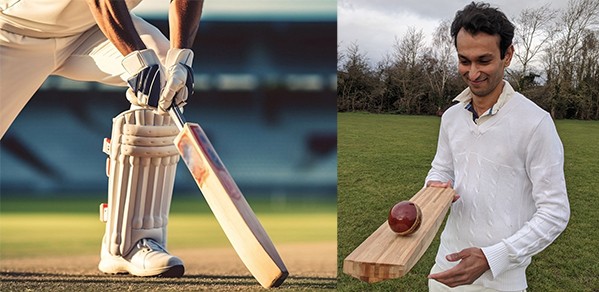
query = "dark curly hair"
(450, 2, 515, 59)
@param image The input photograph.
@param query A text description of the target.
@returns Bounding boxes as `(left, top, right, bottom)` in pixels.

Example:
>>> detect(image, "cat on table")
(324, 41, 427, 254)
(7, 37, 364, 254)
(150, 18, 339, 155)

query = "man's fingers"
(427, 181, 450, 188)
(429, 248, 490, 287)
(428, 265, 462, 282)
(426, 181, 460, 202)
(428, 269, 450, 280)
(446, 252, 464, 262)
(428, 263, 467, 287)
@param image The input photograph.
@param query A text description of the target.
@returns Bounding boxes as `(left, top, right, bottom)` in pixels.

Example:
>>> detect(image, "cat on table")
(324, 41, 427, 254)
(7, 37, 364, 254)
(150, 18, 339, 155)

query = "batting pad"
(102, 108, 179, 256)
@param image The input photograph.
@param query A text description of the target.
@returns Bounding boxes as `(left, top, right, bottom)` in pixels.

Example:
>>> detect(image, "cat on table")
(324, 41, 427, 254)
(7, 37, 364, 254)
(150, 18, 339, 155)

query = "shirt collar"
(453, 80, 515, 116)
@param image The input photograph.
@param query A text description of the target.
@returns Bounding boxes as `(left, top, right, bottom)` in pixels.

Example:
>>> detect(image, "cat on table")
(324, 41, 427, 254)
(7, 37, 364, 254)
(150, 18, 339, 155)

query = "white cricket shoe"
(99, 238, 184, 277)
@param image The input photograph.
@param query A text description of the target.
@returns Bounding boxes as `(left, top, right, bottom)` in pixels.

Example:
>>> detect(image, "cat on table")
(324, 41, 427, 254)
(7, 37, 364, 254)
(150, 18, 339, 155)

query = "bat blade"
(174, 122, 288, 288)
(343, 187, 455, 283)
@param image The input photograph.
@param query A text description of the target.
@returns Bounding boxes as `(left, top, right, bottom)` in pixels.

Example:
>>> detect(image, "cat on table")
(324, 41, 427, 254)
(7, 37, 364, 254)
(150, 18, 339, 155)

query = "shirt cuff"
(481, 241, 511, 279)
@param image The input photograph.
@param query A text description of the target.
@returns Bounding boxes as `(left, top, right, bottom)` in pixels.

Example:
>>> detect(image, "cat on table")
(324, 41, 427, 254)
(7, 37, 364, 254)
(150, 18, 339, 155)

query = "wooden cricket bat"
(343, 186, 456, 283)
(169, 107, 288, 288)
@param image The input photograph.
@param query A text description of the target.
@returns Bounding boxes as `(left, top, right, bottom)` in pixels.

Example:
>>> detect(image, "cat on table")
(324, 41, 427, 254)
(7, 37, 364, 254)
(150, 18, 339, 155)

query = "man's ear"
(503, 45, 514, 68)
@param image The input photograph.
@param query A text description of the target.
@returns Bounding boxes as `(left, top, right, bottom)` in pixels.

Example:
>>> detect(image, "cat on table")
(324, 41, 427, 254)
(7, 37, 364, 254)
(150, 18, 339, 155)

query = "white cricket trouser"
(428, 264, 526, 292)
(0, 14, 169, 138)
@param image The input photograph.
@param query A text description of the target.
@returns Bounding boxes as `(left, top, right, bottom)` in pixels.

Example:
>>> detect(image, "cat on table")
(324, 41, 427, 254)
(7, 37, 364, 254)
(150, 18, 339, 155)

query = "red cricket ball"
(388, 201, 422, 236)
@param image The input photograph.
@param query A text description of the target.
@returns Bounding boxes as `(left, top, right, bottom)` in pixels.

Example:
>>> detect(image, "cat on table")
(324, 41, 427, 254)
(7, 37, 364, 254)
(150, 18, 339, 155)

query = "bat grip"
(168, 105, 186, 131)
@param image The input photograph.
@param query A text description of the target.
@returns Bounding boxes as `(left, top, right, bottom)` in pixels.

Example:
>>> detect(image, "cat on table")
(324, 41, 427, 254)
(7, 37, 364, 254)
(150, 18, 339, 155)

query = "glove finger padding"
(160, 65, 192, 111)
(122, 49, 165, 108)
(159, 48, 194, 114)
(125, 88, 141, 107)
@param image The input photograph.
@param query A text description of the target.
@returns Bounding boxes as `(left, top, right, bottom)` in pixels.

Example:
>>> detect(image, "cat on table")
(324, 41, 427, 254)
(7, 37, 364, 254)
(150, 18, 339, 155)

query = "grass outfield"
(337, 112, 599, 291)
(0, 195, 336, 259)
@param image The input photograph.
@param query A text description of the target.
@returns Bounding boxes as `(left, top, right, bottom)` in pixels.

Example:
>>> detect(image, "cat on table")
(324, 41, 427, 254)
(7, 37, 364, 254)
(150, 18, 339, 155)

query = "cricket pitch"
(0, 242, 336, 291)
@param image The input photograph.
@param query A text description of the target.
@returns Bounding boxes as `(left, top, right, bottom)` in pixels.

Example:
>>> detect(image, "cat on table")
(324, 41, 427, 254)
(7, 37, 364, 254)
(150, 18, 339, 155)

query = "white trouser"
(428, 264, 526, 292)
(0, 14, 169, 138)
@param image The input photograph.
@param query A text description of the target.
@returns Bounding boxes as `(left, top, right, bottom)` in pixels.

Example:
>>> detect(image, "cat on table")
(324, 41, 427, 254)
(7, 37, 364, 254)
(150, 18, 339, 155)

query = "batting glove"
(159, 48, 194, 114)
(122, 49, 165, 109)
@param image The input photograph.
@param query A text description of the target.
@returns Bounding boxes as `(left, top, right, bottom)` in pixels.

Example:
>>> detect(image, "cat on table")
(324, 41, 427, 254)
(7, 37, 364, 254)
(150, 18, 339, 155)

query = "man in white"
(1, 0, 204, 277)
(425, 2, 570, 291)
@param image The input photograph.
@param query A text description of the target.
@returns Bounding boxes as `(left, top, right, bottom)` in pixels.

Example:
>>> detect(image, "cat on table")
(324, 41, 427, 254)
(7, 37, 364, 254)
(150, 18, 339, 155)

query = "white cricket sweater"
(426, 91, 570, 291)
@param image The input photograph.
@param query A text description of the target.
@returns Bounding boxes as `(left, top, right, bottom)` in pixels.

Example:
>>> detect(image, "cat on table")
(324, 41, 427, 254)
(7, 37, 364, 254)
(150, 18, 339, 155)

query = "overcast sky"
(338, 0, 570, 66)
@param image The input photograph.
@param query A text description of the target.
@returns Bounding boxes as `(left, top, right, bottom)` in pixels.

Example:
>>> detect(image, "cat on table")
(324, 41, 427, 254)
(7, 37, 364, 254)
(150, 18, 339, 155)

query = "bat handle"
(168, 105, 186, 131)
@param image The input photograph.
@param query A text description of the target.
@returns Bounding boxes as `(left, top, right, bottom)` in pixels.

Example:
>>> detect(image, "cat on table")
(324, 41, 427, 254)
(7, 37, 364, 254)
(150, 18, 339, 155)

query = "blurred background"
(0, 0, 337, 200)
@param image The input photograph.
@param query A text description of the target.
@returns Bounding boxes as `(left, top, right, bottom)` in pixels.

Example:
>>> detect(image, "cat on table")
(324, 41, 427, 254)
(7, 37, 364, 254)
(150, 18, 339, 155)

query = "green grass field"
(0, 195, 336, 260)
(337, 112, 599, 291)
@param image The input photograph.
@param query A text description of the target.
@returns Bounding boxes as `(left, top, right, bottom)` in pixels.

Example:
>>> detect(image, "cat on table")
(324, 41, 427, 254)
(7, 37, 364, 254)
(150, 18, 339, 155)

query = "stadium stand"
(0, 19, 336, 197)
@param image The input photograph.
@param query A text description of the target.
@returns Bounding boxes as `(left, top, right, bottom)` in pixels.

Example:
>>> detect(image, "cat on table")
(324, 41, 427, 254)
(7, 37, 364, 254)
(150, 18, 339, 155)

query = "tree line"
(337, 0, 599, 120)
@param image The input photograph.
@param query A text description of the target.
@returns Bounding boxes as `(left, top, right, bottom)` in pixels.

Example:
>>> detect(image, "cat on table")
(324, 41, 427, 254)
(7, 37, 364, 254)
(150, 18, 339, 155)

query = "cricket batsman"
(0, 0, 203, 277)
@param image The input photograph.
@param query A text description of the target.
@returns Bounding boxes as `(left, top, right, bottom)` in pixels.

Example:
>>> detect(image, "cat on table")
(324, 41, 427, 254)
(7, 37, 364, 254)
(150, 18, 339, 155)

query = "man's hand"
(428, 247, 490, 287)
(159, 48, 194, 114)
(427, 180, 452, 188)
(426, 180, 460, 202)
(122, 49, 165, 109)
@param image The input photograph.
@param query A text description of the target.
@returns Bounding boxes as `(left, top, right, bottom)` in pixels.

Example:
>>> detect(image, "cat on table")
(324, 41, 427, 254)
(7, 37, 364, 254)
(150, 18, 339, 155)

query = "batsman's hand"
(159, 48, 194, 114)
(122, 49, 165, 109)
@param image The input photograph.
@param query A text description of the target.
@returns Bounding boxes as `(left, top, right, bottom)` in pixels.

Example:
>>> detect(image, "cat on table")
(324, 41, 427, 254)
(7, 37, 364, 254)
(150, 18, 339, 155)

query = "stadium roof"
(133, 0, 336, 21)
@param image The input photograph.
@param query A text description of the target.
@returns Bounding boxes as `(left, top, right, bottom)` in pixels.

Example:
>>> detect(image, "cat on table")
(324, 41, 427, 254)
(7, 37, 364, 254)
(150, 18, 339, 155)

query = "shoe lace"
(138, 238, 167, 253)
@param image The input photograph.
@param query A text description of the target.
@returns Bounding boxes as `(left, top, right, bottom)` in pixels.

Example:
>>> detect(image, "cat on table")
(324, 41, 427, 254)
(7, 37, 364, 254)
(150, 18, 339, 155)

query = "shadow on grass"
(1, 271, 336, 291)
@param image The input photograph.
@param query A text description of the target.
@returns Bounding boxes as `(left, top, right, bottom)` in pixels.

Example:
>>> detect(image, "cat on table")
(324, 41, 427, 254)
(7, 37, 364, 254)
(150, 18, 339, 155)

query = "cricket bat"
(343, 186, 456, 283)
(168, 106, 288, 288)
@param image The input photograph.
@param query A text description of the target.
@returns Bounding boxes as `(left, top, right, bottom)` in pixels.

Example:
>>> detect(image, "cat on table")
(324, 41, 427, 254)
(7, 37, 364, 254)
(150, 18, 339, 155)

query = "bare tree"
(556, 0, 599, 82)
(575, 30, 599, 119)
(335, 0, 599, 119)
(389, 28, 428, 113)
(373, 54, 397, 113)
(393, 27, 425, 68)
(337, 42, 376, 112)
(544, 0, 599, 117)
(509, 4, 558, 91)
(337, 42, 345, 72)
(423, 19, 459, 113)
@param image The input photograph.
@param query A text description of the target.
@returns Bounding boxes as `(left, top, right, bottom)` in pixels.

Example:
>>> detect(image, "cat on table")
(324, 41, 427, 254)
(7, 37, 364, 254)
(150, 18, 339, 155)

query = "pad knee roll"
(103, 108, 179, 256)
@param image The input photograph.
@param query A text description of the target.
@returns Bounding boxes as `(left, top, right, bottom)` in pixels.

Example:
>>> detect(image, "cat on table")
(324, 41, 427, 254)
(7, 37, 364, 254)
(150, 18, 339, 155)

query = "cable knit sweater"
(426, 89, 570, 291)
